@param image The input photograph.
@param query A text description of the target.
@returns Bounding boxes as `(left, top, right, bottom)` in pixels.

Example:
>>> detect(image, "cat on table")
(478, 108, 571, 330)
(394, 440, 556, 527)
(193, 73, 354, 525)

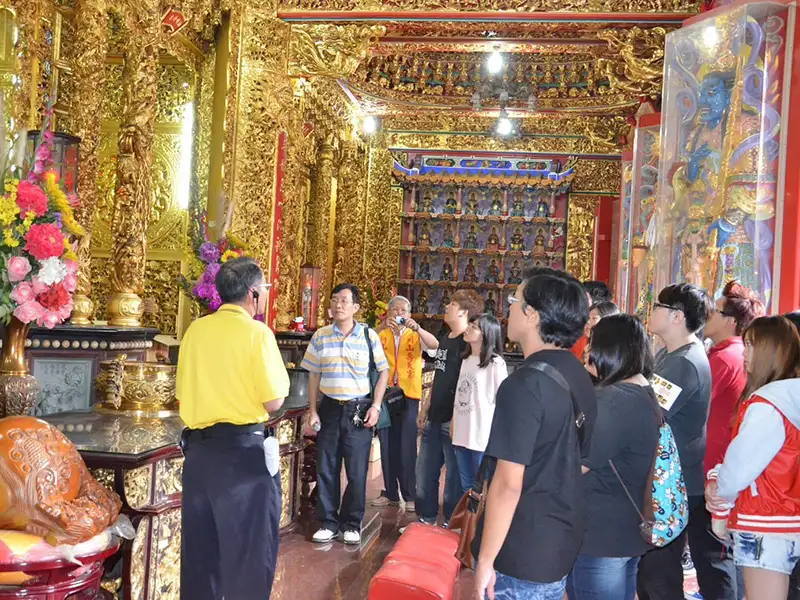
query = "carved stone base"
(0, 373, 40, 417)
(70, 293, 96, 326)
(108, 292, 144, 327)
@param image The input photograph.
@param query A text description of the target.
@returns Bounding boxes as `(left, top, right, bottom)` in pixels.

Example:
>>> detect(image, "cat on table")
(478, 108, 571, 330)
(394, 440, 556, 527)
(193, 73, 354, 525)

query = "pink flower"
(63, 273, 77, 292)
(13, 300, 44, 324)
(37, 310, 61, 329)
(7, 256, 32, 283)
(57, 302, 72, 320)
(10, 282, 35, 304)
(64, 260, 79, 275)
(31, 276, 48, 296)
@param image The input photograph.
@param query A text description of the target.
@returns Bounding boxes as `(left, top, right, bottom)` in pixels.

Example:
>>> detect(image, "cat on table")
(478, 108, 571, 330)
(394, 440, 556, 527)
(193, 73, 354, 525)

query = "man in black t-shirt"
(415, 289, 484, 525)
(473, 267, 597, 600)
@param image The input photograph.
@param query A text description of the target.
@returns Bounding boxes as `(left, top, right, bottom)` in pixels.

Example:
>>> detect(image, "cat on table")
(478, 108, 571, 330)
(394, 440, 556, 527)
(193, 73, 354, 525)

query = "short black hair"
(589, 313, 654, 386)
(583, 280, 613, 304)
(590, 301, 620, 319)
(521, 266, 588, 348)
(784, 311, 800, 334)
(462, 313, 504, 368)
(331, 283, 360, 305)
(215, 257, 263, 304)
(657, 283, 712, 333)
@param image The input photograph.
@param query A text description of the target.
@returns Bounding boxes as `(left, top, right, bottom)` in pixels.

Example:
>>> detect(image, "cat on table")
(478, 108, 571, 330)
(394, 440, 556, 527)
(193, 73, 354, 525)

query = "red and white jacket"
(707, 378, 800, 534)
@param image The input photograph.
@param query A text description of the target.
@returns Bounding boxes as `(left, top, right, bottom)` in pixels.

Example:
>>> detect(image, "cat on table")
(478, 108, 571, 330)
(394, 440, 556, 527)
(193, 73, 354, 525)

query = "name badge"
(650, 374, 682, 411)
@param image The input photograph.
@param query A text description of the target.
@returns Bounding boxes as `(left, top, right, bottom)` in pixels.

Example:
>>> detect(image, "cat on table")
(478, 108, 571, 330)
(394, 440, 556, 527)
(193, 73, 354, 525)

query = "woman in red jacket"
(706, 316, 800, 600)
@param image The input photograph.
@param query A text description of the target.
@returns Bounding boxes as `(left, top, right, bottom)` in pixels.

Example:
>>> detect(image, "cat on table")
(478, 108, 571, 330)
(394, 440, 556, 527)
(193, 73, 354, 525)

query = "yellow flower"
(44, 172, 85, 237)
(0, 195, 19, 226)
(220, 249, 240, 263)
(3, 230, 19, 248)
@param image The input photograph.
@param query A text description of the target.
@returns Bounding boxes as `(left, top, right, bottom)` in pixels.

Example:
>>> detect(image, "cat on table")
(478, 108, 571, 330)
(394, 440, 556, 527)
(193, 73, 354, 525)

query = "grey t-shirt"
(654, 340, 712, 496)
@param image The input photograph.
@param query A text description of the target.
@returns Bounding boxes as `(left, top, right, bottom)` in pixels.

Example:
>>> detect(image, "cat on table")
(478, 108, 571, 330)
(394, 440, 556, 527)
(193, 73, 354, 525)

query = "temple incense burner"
(94, 354, 178, 416)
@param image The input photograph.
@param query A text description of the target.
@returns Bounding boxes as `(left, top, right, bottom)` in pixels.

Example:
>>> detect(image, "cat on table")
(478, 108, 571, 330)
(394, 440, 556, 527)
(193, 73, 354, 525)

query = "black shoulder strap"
(364, 324, 376, 372)
(526, 361, 586, 448)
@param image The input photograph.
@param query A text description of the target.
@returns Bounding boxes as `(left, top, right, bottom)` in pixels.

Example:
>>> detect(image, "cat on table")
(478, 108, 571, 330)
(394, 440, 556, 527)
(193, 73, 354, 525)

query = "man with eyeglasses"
(303, 283, 390, 545)
(637, 283, 716, 600)
(177, 257, 289, 599)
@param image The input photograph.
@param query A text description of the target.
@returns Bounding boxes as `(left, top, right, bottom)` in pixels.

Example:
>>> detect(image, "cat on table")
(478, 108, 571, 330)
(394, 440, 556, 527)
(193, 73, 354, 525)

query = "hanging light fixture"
(487, 49, 504, 74)
(495, 109, 514, 137)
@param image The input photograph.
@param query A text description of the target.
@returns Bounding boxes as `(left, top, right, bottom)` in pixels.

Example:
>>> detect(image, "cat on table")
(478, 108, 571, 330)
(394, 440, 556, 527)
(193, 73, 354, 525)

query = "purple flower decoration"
(199, 242, 220, 264)
(208, 288, 222, 311)
(193, 282, 213, 300)
(53, 212, 63, 229)
(201, 262, 221, 284)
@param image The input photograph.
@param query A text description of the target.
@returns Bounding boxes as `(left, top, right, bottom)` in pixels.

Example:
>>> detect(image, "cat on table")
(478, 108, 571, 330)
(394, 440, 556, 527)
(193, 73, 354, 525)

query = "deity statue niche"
(417, 256, 431, 280)
(485, 259, 500, 284)
(551, 224, 565, 252)
(418, 222, 431, 246)
(419, 191, 434, 213)
(463, 258, 478, 283)
(464, 225, 479, 249)
(440, 257, 454, 281)
(511, 191, 525, 217)
(439, 290, 451, 315)
(533, 227, 546, 255)
(508, 259, 523, 284)
(442, 223, 455, 248)
(536, 196, 551, 218)
(489, 191, 503, 216)
(510, 227, 525, 251)
(466, 191, 479, 215)
(485, 290, 497, 315)
(444, 190, 458, 214)
(486, 227, 500, 250)
(415, 287, 430, 314)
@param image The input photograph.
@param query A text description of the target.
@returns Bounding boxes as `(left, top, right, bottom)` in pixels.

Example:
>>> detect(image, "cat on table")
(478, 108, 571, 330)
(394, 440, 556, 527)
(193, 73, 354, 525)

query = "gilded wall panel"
(191, 48, 216, 245)
(572, 159, 621, 193)
(333, 141, 368, 288)
(156, 64, 194, 124)
(89, 256, 112, 320)
(102, 63, 124, 122)
(147, 508, 181, 600)
(566, 194, 601, 282)
(278, 0, 700, 11)
(142, 260, 182, 335)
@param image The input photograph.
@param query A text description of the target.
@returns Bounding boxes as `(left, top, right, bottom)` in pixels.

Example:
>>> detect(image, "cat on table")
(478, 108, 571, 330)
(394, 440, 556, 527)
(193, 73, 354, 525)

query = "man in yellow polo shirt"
(177, 257, 289, 600)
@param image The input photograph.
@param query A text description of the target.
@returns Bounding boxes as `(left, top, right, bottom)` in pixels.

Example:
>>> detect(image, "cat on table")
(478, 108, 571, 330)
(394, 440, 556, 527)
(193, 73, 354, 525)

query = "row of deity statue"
(415, 188, 554, 218)
(417, 222, 558, 254)
(416, 256, 524, 284)
(413, 287, 502, 317)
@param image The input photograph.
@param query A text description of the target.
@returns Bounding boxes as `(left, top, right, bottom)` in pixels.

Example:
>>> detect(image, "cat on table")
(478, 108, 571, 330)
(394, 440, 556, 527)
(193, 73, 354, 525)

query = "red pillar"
(593, 195, 615, 284)
(267, 131, 287, 328)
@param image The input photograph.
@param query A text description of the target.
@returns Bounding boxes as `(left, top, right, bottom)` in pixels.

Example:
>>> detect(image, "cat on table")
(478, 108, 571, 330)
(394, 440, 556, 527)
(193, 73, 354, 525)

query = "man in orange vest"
(372, 295, 439, 511)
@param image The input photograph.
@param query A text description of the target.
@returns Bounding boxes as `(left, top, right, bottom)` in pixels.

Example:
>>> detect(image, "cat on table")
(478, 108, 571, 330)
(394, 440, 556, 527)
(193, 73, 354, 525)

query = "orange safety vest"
(379, 327, 423, 400)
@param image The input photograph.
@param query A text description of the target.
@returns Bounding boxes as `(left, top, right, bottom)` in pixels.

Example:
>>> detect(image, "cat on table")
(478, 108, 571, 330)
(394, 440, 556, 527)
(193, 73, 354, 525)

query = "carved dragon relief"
(597, 27, 666, 97)
(288, 24, 386, 80)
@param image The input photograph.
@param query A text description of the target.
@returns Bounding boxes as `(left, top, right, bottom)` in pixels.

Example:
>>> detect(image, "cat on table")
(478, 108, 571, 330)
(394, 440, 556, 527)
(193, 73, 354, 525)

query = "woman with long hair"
(567, 314, 661, 600)
(451, 313, 507, 494)
(706, 316, 800, 600)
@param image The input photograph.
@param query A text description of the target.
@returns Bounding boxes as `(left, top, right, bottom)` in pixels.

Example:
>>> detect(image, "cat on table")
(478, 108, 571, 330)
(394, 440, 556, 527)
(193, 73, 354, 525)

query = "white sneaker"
(312, 528, 336, 543)
(342, 530, 361, 545)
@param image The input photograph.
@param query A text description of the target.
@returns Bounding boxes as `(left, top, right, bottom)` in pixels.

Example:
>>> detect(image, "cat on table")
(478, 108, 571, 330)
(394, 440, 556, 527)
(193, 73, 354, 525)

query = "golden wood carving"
(94, 358, 177, 413)
(279, 0, 700, 11)
(572, 159, 621, 193)
(154, 457, 183, 502)
(71, 0, 109, 325)
(307, 139, 336, 324)
(280, 454, 293, 528)
(108, 4, 160, 327)
(597, 27, 666, 97)
(334, 140, 369, 288)
(566, 194, 600, 281)
(129, 514, 147, 600)
(11, 0, 41, 129)
(289, 24, 385, 79)
(149, 507, 181, 598)
(123, 465, 152, 511)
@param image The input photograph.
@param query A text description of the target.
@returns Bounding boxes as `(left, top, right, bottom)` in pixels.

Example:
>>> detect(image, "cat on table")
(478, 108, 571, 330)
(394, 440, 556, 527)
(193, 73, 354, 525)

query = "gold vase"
(94, 354, 177, 415)
(0, 317, 40, 417)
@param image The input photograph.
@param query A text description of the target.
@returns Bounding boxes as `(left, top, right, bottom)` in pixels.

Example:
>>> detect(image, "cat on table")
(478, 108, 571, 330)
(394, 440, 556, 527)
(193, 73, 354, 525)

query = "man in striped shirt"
(302, 283, 389, 545)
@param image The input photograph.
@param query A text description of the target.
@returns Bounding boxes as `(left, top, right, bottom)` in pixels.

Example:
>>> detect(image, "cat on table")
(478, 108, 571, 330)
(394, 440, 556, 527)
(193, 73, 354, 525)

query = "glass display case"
(650, 2, 796, 312)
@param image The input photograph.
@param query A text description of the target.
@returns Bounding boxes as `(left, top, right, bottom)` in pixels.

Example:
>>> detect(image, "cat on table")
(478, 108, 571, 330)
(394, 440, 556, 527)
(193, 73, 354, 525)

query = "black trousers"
(180, 424, 282, 600)
(637, 496, 738, 600)
(378, 398, 419, 502)
(316, 396, 373, 532)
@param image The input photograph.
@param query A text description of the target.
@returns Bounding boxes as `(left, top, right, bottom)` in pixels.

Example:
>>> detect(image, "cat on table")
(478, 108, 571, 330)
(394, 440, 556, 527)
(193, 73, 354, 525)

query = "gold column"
(11, 0, 40, 130)
(205, 12, 231, 237)
(307, 139, 336, 324)
(107, 6, 159, 327)
(333, 140, 368, 288)
(70, 0, 108, 325)
(566, 194, 600, 282)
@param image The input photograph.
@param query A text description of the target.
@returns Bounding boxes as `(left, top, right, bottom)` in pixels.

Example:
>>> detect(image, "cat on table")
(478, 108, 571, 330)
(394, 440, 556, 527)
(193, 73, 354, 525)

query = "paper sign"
(650, 374, 682, 411)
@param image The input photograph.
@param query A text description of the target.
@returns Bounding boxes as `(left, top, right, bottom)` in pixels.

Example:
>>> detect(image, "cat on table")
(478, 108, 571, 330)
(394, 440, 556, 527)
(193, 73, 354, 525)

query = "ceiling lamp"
(361, 115, 379, 135)
(487, 49, 504, 75)
(495, 111, 514, 137)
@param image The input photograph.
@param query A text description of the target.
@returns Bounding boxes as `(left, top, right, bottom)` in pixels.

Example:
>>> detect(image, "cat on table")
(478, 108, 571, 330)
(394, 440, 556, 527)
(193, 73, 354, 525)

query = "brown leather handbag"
(448, 456, 493, 570)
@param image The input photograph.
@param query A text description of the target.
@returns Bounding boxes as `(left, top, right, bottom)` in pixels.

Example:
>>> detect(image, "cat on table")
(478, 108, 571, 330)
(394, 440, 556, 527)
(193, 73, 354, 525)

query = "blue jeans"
(453, 445, 484, 495)
(566, 555, 640, 600)
(415, 421, 460, 523)
(490, 572, 567, 600)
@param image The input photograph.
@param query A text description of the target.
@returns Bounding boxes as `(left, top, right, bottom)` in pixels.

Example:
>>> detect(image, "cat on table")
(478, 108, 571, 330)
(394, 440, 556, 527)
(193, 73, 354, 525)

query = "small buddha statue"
(463, 258, 478, 283)
(439, 290, 451, 314)
(486, 227, 500, 250)
(464, 225, 479, 249)
(417, 257, 431, 280)
(551, 224, 565, 251)
(533, 228, 546, 255)
(418, 223, 431, 246)
(508, 260, 523, 284)
(536, 197, 550, 218)
(489, 192, 503, 216)
(466, 192, 479, 215)
(485, 259, 500, 284)
(415, 288, 429, 314)
(441, 257, 454, 281)
(442, 224, 455, 248)
(511, 193, 525, 217)
(444, 191, 458, 214)
(510, 228, 525, 251)
(419, 192, 434, 213)
(485, 291, 497, 315)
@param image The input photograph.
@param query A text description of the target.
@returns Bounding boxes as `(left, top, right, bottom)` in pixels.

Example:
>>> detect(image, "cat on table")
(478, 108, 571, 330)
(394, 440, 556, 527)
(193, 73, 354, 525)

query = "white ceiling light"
(496, 116, 513, 136)
(362, 115, 378, 135)
(487, 50, 504, 74)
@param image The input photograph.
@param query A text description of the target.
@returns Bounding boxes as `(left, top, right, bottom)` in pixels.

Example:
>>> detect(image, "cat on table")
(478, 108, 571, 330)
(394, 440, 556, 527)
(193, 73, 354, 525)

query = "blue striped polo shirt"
(301, 321, 389, 400)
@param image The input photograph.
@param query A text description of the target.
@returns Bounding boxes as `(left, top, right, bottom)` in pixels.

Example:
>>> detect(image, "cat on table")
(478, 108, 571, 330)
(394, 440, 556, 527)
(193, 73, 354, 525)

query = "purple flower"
(201, 262, 221, 284)
(199, 242, 221, 264)
(193, 282, 214, 300)
(208, 288, 222, 311)
(53, 212, 63, 228)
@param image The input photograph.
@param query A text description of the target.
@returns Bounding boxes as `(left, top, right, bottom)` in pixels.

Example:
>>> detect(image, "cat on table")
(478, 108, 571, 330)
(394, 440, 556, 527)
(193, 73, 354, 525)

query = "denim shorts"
(732, 531, 800, 575)
(489, 572, 567, 600)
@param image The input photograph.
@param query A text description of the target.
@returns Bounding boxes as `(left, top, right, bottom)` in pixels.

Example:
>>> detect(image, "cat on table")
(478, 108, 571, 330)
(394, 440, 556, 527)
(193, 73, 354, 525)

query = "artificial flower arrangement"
(178, 199, 249, 313)
(0, 109, 85, 329)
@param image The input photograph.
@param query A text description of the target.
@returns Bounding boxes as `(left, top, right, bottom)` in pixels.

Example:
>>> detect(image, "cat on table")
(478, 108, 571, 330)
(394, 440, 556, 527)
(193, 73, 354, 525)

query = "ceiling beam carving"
(288, 23, 386, 79)
(278, 0, 700, 13)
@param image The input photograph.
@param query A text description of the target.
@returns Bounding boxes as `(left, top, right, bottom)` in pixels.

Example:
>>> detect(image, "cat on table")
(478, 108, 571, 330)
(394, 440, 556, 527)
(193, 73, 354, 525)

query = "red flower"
(37, 281, 70, 311)
(16, 181, 49, 217)
(25, 223, 65, 261)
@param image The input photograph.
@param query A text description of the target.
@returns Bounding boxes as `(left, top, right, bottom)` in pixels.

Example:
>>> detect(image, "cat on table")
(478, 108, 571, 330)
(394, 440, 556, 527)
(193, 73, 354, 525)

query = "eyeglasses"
(654, 302, 681, 312)
(330, 298, 354, 307)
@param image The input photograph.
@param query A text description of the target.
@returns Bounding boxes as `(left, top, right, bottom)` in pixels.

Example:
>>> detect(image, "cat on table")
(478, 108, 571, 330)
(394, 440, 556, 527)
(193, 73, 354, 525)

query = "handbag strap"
(364, 324, 376, 374)
(525, 361, 586, 448)
(608, 458, 647, 523)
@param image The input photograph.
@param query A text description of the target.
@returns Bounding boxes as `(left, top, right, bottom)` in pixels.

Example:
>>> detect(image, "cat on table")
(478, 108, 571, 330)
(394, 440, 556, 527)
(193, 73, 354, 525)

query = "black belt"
(181, 423, 273, 451)
(323, 395, 370, 406)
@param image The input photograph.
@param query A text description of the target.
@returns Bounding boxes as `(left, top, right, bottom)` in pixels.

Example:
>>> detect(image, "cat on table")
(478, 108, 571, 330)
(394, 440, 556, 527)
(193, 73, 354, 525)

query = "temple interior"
(0, 0, 799, 598)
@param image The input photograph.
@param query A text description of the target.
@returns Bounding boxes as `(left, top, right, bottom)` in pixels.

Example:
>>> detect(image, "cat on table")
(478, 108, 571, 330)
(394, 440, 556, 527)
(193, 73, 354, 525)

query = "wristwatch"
(371, 404, 382, 412)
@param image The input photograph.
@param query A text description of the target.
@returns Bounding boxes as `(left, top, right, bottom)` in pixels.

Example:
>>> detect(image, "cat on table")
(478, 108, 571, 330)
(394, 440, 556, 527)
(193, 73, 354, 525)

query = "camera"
(396, 316, 406, 325)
